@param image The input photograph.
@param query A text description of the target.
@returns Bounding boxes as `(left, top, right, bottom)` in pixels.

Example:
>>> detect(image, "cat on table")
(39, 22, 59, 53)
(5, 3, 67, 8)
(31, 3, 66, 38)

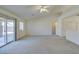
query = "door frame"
(0, 18, 16, 48)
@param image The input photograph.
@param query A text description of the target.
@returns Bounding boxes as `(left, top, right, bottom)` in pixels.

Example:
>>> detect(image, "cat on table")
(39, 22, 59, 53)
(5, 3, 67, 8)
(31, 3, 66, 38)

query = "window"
(19, 22, 24, 31)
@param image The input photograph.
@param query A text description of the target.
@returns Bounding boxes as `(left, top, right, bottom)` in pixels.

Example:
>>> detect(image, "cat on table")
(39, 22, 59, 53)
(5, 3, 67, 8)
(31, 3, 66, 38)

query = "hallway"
(0, 35, 79, 54)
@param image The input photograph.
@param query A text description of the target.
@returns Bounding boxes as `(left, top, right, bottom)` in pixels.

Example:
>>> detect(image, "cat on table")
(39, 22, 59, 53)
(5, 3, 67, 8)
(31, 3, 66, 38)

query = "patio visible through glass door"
(0, 18, 6, 47)
(7, 19, 15, 43)
(0, 17, 15, 47)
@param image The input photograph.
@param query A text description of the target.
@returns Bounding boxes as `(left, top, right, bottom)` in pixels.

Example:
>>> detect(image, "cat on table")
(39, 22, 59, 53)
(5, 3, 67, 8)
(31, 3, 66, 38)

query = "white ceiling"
(0, 5, 74, 20)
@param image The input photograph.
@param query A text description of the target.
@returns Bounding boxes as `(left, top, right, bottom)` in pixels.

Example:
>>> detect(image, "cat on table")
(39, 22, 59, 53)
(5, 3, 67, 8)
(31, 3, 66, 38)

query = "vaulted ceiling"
(0, 5, 75, 20)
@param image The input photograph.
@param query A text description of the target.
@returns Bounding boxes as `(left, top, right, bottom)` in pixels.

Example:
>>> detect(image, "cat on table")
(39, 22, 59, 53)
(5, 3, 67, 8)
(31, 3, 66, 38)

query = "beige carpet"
(0, 35, 79, 54)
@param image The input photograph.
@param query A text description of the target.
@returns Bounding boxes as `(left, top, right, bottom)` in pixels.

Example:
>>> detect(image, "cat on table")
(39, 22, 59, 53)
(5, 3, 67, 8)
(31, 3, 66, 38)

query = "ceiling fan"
(35, 5, 49, 13)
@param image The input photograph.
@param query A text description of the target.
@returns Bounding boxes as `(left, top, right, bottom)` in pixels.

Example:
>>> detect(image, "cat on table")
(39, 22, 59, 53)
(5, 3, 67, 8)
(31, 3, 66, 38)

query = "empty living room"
(0, 5, 79, 54)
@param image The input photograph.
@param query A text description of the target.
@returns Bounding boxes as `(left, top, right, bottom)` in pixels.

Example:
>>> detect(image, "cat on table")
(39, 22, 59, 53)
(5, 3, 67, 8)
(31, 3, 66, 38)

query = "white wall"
(25, 16, 56, 36)
(62, 16, 79, 36)
(66, 31, 79, 45)
(61, 16, 79, 45)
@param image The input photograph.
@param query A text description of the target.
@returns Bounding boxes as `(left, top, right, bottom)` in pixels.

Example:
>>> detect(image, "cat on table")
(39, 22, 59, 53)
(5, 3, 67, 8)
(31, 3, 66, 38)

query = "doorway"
(52, 20, 56, 34)
(0, 17, 15, 47)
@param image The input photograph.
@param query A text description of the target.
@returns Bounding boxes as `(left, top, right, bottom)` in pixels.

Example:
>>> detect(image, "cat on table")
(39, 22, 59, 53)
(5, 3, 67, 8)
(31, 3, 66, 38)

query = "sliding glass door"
(0, 17, 15, 47)
(0, 18, 6, 47)
(7, 19, 15, 43)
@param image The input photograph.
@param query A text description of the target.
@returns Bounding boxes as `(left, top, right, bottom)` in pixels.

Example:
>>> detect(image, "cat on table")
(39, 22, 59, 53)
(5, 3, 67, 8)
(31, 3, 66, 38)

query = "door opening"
(52, 20, 56, 34)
